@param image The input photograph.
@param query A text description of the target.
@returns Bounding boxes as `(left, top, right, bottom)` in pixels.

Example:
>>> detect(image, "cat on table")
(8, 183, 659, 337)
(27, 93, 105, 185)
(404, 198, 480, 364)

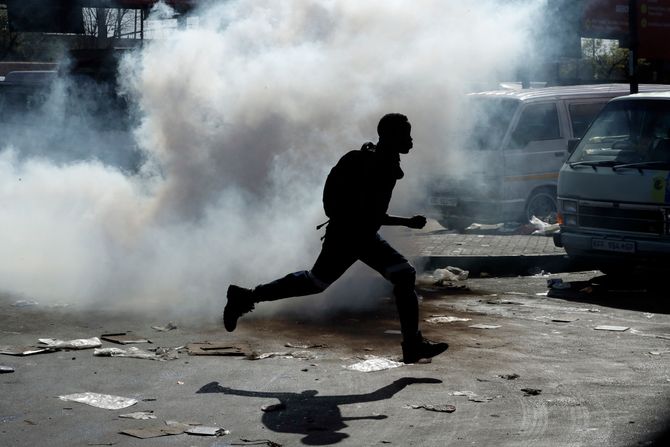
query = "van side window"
(568, 102, 606, 138)
(508, 103, 560, 149)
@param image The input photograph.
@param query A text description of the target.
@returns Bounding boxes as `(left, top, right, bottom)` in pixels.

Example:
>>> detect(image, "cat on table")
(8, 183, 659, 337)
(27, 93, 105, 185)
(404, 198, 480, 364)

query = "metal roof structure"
(470, 84, 670, 102)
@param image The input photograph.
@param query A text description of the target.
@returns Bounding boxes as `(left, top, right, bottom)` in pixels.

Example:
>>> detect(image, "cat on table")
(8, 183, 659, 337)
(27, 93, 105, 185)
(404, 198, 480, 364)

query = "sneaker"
(401, 332, 449, 364)
(223, 285, 256, 332)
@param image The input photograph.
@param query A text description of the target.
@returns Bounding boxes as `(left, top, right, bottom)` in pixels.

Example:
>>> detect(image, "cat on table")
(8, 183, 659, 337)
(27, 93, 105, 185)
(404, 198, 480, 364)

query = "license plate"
(591, 238, 635, 253)
(430, 197, 458, 207)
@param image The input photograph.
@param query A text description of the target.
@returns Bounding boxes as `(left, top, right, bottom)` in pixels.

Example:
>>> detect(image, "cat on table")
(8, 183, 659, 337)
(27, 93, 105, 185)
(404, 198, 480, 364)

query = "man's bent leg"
(253, 271, 328, 302)
(361, 235, 448, 363)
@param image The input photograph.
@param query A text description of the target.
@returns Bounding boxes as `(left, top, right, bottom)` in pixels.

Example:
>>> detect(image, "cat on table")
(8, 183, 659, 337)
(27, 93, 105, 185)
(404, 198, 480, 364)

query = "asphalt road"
(1, 271, 669, 447)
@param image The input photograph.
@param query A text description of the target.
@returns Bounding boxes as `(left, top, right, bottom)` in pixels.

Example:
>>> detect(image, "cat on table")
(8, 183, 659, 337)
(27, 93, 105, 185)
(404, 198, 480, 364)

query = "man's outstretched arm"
(382, 214, 426, 229)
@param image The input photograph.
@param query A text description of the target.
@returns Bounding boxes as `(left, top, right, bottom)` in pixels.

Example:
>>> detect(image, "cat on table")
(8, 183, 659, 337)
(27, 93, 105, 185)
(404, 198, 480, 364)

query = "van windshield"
(569, 99, 670, 168)
(465, 97, 519, 150)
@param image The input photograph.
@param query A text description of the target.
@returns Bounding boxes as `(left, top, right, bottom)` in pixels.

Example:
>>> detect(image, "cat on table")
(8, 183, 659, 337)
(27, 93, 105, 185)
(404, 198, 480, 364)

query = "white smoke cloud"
(0, 0, 542, 318)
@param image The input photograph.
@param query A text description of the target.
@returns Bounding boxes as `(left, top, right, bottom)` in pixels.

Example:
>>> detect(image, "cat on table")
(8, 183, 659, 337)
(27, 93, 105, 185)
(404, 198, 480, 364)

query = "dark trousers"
(253, 230, 419, 341)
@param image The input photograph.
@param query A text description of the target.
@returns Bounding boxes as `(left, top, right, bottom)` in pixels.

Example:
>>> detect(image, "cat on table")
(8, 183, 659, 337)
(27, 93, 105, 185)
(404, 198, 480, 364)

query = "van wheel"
(437, 218, 470, 233)
(524, 187, 557, 223)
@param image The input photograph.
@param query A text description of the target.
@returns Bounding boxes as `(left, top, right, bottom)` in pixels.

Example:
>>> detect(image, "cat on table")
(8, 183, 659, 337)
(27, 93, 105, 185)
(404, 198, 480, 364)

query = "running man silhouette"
(224, 113, 448, 364)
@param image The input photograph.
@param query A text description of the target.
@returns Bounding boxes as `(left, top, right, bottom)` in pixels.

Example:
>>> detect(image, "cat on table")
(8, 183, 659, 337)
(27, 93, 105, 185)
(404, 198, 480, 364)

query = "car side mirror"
(567, 138, 580, 154)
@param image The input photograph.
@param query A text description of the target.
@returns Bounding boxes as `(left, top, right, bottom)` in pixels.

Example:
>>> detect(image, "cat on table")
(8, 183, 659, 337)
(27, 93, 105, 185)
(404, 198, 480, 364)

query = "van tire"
(524, 187, 557, 224)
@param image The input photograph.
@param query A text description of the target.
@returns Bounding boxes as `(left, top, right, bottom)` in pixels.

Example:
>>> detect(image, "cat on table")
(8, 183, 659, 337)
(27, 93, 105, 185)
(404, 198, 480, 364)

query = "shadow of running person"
(197, 377, 442, 445)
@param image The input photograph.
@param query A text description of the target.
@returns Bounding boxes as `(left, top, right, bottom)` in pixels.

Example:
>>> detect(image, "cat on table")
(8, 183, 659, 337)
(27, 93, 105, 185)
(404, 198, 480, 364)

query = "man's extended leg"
(360, 234, 448, 363)
(224, 233, 357, 332)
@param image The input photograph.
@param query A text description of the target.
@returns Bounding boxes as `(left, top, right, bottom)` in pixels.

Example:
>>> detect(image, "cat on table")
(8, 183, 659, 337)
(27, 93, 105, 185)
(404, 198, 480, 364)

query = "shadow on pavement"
(197, 377, 442, 445)
(547, 274, 670, 314)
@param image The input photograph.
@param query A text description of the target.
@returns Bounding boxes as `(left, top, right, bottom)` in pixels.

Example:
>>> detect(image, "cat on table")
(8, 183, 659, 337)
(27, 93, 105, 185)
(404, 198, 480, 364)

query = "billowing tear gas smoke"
(0, 1, 541, 318)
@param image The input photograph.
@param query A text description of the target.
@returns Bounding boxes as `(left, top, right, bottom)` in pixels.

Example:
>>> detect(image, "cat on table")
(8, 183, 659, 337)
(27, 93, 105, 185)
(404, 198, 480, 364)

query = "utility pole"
(629, 0, 639, 93)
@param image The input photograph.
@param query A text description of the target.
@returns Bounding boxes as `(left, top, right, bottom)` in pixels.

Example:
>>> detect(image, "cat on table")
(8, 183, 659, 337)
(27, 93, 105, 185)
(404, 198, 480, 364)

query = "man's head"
(377, 113, 413, 154)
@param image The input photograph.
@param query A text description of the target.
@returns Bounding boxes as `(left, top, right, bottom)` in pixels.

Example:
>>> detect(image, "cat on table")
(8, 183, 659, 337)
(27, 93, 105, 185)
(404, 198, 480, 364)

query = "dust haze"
(0, 1, 542, 319)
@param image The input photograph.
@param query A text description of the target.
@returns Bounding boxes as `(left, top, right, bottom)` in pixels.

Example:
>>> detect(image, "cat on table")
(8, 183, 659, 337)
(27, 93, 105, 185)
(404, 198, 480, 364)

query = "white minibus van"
(430, 84, 670, 231)
(554, 91, 670, 273)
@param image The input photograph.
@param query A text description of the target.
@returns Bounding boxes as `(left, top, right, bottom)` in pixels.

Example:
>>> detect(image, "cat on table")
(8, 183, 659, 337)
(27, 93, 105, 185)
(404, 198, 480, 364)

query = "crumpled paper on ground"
(94, 346, 179, 361)
(39, 337, 102, 350)
(59, 392, 138, 410)
(425, 315, 471, 324)
(345, 356, 403, 372)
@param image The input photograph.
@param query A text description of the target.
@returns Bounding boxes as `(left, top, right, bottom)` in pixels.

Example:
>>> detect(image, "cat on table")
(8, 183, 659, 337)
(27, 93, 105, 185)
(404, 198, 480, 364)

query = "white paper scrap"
(426, 316, 471, 324)
(39, 337, 102, 350)
(59, 392, 138, 410)
(345, 357, 403, 372)
(594, 326, 629, 332)
(469, 324, 501, 329)
(119, 411, 156, 420)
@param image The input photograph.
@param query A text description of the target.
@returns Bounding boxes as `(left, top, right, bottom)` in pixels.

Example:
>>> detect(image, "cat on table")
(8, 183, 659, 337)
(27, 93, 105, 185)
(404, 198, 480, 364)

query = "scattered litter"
(530, 215, 560, 235)
(100, 333, 151, 345)
(405, 404, 456, 413)
(643, 313, 655, 319)
(38, 337, 102, 350)
(466, 222, 504, 231)
(119, 411, 156, 420)
(551, 317, 577, 323)
(451, 391, 496, 402)
(59, 392, 138, 410)
(521, 388, 542, 396)
(94, 346, 178, 361)
(531, 270, 551, 277)
(248, 350, 317, 360)
(120, 426, 185, 439)
(469, 324, 501, 329)
(0, 365, 15, 373)
(12, 300, 38, 307)
(0, 346, 51, 356)
(185, 426, 230, 436)
(151, 322, 178, 332)
(425, 315, 471, 324)
(535, 292, 549, 296)
(485, 299, 523, 305)
(236, 438, 284, 447)
(384, 330, 402, 335)
(345, 356, 403, 372)
(187, 341, 247, 356)
(284, 342, 327, 349)
(433, 266, 469, 282)
(177, 381, 184, 385)
(164, 420, 201, 430)
(498, 373, 520, 380)
(657, 334, 670, 340)
(649, 350, 670, 356)
(595, 325, 629, 332)
(261, 403, 286, 412)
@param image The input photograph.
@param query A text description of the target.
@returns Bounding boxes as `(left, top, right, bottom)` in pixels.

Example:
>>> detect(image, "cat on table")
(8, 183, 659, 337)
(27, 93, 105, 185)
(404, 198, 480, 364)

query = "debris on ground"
(187, 341, 247, 356)
(0, 365, 15, 373)
(151, 322, 178, 332)
(0, 346, 51, 356)
(234, 438, 283, 447)
(425, 315, 471, 324)
(119, 411, 156, 420)
(529, 215, 560, 235)
(484, 299, 523, 305)
(551, 317, 577, 323)
(466, 222, 505, 232)
(469, 324, 501, 329)
(649, 350, 670, 356)
(12, 300, 39, 307)
(498, 373, 520, 380)
(405, 403, 456, 413)
(451, 391, 497, 402)
(185, 426, 230, 436)
(120, 426, 185, 439)
(345, 356, 403, 372)
(594, 325, 630, 332)
(247, 350, 317, 361)
(520, 388, 542, 396)
(261, 403, 287, 412)
(417, 266, 469, 289)
(284, 342, 328, 349)
(59, 392, 138, 410)
(94, 346, 179, 361)
(38, 337, 102, 350)
(100, 333, 151, 345)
